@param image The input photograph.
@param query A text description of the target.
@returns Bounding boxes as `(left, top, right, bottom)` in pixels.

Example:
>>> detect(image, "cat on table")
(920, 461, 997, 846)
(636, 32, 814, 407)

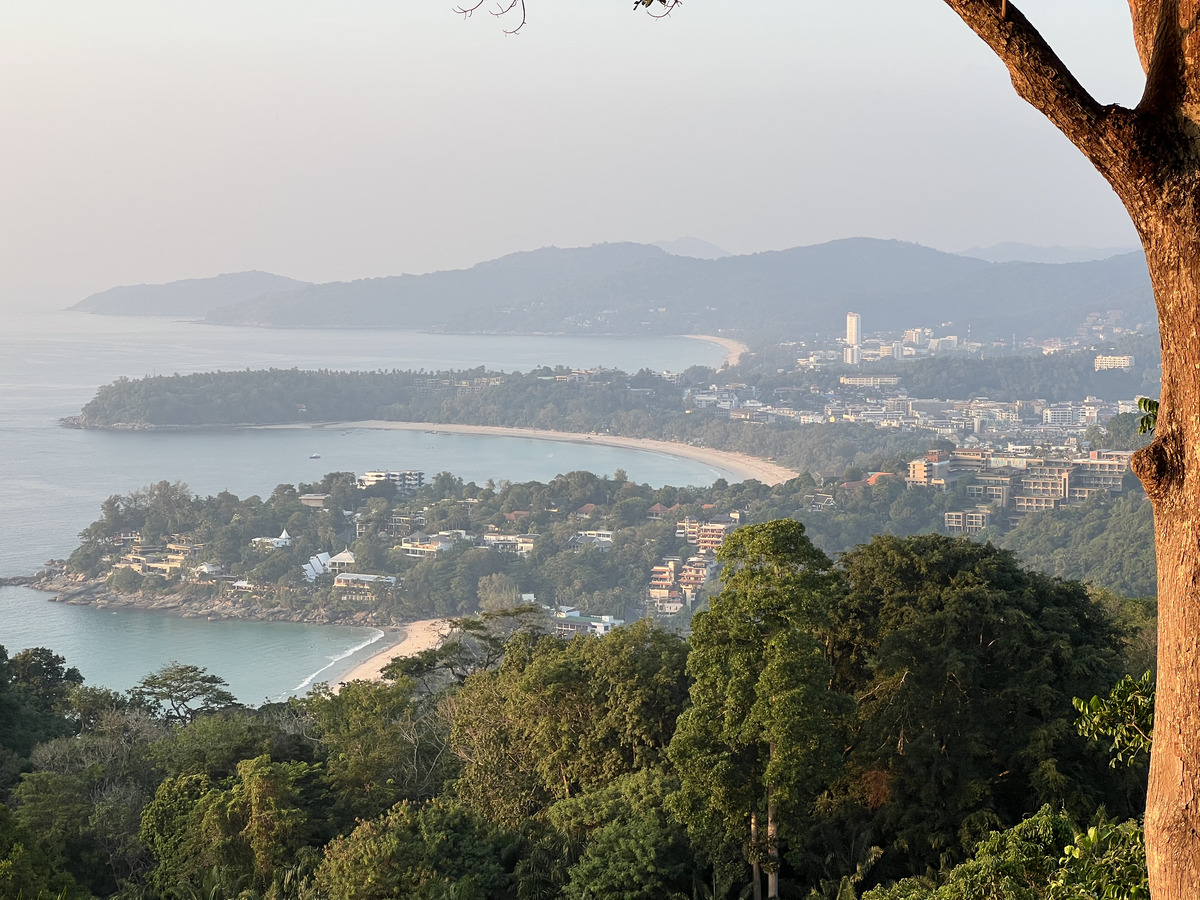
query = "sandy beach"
(336, 618, 449, 687)
(297, 420, 797, 485)
(686, 334, 749, 368)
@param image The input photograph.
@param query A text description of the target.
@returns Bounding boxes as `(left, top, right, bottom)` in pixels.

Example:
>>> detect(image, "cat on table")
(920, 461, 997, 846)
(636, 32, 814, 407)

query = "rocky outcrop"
(28, 574, 398, 628)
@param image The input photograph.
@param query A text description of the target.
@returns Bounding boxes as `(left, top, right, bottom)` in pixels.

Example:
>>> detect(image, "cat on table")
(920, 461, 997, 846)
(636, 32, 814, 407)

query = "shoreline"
(684, 333, 749, 368)
(24, 574, 398, 627)
(335, 618, 449, 687)
(265, 420, 798, 485)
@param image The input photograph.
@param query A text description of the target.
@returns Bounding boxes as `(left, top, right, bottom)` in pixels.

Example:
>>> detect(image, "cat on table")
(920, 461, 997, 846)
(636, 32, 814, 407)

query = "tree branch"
(455, 0, 527, 35)
(638, 0, 683, 20)
(942, 0, 1129, 177)
(1137, 0, 1195, 114)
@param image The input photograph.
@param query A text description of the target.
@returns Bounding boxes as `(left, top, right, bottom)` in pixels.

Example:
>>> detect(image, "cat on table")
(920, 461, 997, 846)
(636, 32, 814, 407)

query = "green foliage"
(9, 773, 93, 887)
(381, 607, 546, 691)
(0, 647, 81, 761)
(0, 803, 82, 900)
(312, 798, 515, 900)
(862, 806, 1148, 900)
(548, 771, 699, 900)
(297, 678, 449, 827)
(902, 353, 1157, 403)
(1088, 590, 1157, 679)
(1073, 672, 1154, 769)
(997, 495, 1156, 599)
(1050, 817, 1148, 900)
(77, 367, 932, 476)
(449, 621, 690, 828)
(105, 566, 144, 594)
(825, 535, 1129, 882)
(151, 708, 300, 780)
(9, 517, 1154, 900)
(139, 773, 216, 895)
(140, 755, 319, 897)
(12, 709, 162, 894)
(197, 755, 317, 892)
(863, 805, 1072, 900)
(1136, 397, 1157, 435)
(670, 521, 849, 891)
(130, 663, 240, 726)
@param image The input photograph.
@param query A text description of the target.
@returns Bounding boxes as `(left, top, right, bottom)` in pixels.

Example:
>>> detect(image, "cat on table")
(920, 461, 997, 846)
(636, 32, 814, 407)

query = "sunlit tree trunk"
(750, 811, 763, 900)
(940, 2, 1200, 896)
(767, 782, 779, 899)
(1133, 226, 1200, 899)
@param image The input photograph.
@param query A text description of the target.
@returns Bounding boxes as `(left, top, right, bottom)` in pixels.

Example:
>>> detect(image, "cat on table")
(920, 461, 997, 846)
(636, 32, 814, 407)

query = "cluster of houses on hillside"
(646, 511, 742, 617)
(104, 465, 749, 627)
(669, 376, 1145, 438)
(905, 446, 1135, 534)
(111, 537, 211, 579)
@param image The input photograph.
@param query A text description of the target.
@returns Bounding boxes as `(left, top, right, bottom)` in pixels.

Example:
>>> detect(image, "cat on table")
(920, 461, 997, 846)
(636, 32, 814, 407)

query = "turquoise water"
(0, 585, 383, 703)
(0, 311, 726, 699)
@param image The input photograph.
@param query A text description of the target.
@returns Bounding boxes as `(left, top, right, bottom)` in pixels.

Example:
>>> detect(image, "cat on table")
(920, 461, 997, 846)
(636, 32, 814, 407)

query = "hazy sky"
(0, 2, 1147, 307)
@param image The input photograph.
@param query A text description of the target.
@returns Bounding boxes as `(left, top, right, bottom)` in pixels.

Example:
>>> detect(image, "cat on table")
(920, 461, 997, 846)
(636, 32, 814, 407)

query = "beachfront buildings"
(112, 538, 207, 578)
(333, 573, 397, 601)
(357, 470, 425, 493)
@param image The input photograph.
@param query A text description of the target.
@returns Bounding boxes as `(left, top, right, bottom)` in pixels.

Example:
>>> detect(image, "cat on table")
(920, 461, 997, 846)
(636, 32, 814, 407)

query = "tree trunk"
(767, 793, 779, 899)
(1132, 224, 1200, 900)
(934, 5, 1200, 894)
(750, 811, 762, 900)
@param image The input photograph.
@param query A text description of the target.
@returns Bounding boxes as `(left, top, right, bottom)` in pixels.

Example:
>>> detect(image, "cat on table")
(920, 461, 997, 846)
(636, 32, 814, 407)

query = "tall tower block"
(846, 312, 861, 347)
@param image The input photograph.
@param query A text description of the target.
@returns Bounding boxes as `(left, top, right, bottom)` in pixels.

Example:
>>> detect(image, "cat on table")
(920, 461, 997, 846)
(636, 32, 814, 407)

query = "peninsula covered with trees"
(66, 338, 1159, 480)
(46, 456, 1157, 629)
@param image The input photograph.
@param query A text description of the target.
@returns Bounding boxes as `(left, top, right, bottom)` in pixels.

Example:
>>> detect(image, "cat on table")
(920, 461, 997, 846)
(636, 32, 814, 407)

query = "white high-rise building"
(846, 312, 861, 347)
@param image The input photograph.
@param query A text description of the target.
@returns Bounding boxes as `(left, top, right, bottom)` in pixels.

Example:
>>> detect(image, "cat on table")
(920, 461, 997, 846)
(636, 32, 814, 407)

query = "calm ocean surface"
(0, 310, 726, 701)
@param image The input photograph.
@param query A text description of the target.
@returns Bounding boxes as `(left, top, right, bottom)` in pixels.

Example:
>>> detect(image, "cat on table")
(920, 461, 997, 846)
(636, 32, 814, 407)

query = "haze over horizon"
(2, 2, 1146, 310)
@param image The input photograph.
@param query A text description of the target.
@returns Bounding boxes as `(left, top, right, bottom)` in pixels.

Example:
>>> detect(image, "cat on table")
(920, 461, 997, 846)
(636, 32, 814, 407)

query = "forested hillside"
(63, 460, 1156, 627)
(69, 239, 1153, 340)
(202, 241, 1155, 340)
(72, 367, 935, 477)
(71, 271, 309, 316)
(1, 526, 1154, 899)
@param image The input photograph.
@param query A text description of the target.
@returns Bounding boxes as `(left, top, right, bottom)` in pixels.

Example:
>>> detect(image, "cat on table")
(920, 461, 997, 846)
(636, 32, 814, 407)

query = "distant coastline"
(685, 334, 749, 368)
(258, 420, 798, 486)
(335, 619, 449, 689)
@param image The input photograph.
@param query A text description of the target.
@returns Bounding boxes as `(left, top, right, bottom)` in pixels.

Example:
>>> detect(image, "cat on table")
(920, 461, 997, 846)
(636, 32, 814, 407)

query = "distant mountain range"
(71, 271, 308, 317)
(652, 237, 732, 259)
(70, 238, 1154, 341)
(956, 241, 1142, 264)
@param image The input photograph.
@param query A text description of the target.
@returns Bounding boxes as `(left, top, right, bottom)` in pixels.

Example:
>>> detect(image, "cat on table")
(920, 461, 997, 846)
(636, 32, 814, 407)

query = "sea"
(0, 310, 727, 702)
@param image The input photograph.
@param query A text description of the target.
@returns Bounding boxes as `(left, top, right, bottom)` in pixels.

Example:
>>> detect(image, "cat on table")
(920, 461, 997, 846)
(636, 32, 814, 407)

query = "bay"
(0, 585, 383, 705)
(0, 310, 727, 698)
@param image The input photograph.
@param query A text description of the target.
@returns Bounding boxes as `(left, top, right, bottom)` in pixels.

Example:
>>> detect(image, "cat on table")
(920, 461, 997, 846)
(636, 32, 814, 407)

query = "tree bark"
(938, 3, 1200, 897)
(1133, 225, 1200, 900)
(767, 793, 779, 899)
(750, 811, 763, 900)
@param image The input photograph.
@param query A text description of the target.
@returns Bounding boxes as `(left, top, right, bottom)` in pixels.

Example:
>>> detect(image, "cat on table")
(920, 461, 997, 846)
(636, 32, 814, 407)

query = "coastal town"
(49, 390, 1143, 633)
